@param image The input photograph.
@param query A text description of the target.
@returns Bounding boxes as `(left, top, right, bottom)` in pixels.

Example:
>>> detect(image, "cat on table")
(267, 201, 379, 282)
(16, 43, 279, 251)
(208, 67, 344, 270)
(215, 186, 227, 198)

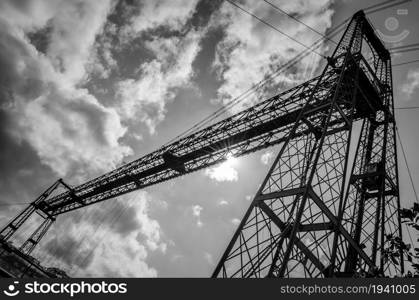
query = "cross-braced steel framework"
(0, 11, 403, 277)
(212, 11, 402, 278)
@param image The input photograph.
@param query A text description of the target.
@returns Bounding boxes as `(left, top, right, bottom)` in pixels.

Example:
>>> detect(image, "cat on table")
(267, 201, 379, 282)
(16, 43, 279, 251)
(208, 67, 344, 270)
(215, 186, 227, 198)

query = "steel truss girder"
(0, 11, 403, 277)
(212, 10, 402, 278)
(38, 53, 378, 216)
(19, 214, 55, 256)
(41, 75, 336, 215)
(212, 69, 360, 277)
(0, 179, 68, 256)
(0, 180, 60, 241)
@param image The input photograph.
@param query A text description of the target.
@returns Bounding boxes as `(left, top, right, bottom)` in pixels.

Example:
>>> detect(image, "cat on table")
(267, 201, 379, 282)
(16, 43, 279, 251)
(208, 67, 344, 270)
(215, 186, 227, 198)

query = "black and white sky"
(0, 0, 418, 277)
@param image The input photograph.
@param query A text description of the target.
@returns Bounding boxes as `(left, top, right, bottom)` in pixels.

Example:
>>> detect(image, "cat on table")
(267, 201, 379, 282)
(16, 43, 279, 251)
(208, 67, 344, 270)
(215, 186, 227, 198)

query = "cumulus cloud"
(45, 0, 116, 84)
(111, 0, 203, 134)
(0, 0, 338, 278)
(15, 86, 132, 177)
(0, 0, 208, 278)
(211, 0, 333, 112)
(121, 0, 200, 37)
(205, 163, 238, 182)
(260, 150, 274, 165)
(217, 199, 229, 206)
(134, 192, 167, 253)
(204, 155, 238, 182)
(191, 204, 203, 227)
(401, 68, 419, 98)
(231, 218, 241, 226)
(115, 30, 203, 133)
(0, 0, 132, 179)
(88, 22, 119, 79)
(41, 192, 166, 277)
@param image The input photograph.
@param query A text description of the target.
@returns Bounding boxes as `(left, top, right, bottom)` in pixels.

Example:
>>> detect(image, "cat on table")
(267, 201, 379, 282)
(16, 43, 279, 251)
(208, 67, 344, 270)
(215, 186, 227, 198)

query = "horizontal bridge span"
(40, 61, 374, 215)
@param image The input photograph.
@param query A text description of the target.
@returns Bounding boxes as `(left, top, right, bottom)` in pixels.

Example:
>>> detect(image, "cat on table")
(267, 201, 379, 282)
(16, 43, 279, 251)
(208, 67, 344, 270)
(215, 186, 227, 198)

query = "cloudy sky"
(0, 0, 418, 277)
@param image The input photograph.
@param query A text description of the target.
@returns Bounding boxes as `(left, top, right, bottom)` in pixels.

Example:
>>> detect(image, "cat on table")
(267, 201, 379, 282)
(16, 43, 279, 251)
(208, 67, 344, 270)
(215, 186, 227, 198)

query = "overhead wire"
(40, 195, 98, 268)
(225, 0, 419, 265)
(365, 0, 412, 15)
(395, 106, 419, 110)
(68, 199, 122, 275)
(28, 0, 419, 266)
(75, 196, 137, 275)
(0, 202, 31, 206)
(163, 8, 349, 145)
(42, 198, 124, 274)
(11, 0, 342, 268)
(390, 43, 419, 56)
(1, 0, 417, 275)
(36, 0, 418, 274)
(302, 51, 318, 80)
(9, 0, 414, 242)
(395, 127, 419, 205)
(391, 47, 419, 55)
(405, 223, 415, 255)
(262, 0, 339, 46)
(162, 42, 330, 145)
(392, 59, 419, 67)
(224, 0, 325, 57)
(36, 184, 119, 270)
(164, 0, 411, 145)
(6, 2, 332, 266)
(390, 42, 419, 51)
(395, 126, 419, 254)
(69, 2, 348, 267)
(70, 0, 418, 273)
(164, 44, 328, 143)
(363, 0, 405, 12)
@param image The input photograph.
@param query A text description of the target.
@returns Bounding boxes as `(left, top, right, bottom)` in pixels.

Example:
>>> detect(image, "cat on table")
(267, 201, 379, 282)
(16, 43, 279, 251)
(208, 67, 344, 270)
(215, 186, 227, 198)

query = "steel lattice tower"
(212, 11, 402, 278)
(0, 11, 403, 278)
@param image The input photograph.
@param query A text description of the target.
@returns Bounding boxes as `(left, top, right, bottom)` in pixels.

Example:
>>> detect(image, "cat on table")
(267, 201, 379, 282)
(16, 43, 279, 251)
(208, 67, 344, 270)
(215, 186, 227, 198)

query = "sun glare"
(225, 153, 238, 166)
(204, 153, 239, 182)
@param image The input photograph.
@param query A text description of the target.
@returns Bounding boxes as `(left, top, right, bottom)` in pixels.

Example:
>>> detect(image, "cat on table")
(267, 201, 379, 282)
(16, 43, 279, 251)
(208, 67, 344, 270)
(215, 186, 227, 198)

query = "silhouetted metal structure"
(0, 11, 403, 277)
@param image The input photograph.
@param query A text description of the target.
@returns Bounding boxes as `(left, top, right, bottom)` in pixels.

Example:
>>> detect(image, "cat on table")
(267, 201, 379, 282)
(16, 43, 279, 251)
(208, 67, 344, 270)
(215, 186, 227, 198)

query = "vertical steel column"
(213, 11, 401, 278)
